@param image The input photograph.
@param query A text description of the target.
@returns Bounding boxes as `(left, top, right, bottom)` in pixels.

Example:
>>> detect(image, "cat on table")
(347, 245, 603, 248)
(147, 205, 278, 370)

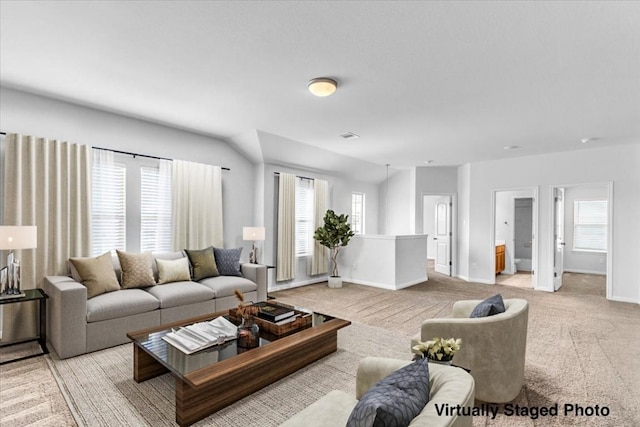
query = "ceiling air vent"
(339, 132, 360, 140)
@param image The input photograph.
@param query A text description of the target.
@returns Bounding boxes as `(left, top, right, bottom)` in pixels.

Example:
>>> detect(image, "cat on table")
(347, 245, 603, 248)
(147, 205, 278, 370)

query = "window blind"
(295, 178, 314, 256)
(140, 166, 173, 252)
(92, 162, 126, 255)
(573, 200, 607, 252)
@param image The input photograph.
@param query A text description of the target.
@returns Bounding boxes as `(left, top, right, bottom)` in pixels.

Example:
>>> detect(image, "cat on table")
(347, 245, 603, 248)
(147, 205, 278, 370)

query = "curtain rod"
(94, 146, 233, 171)
(274, 171, 314, 181)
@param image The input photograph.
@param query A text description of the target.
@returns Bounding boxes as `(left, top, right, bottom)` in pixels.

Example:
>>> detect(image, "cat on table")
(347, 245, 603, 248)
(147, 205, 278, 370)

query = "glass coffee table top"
(130, 306, 335, 379)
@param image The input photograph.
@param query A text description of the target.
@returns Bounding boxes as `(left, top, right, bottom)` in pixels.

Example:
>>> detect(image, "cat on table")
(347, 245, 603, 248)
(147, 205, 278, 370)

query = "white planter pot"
(328, 276, 343, 288)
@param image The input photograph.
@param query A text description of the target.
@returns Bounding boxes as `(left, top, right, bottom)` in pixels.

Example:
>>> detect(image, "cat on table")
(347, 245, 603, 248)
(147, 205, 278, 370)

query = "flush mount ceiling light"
(308, 77, 337, 97)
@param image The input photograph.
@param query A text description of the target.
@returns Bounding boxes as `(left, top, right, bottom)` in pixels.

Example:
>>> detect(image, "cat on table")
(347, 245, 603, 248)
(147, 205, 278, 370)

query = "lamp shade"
(243, 227, 265, 241)
(0, 226, 38, 250)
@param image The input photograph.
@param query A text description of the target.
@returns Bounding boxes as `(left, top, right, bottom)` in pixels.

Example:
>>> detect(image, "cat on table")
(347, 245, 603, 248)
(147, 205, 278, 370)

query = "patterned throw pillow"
(185, 246, 219, 281)
(156, 257, 191, 284)
(116, 250, 156, 289)
(214, 247, 243, 277)
(69, 252, 120, 298)
(347, 357, 430, 427)
(469, 293, 506, 318)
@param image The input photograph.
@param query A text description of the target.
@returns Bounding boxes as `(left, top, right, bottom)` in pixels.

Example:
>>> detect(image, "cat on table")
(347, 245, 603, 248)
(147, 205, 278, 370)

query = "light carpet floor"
(1, 272, 638, 426)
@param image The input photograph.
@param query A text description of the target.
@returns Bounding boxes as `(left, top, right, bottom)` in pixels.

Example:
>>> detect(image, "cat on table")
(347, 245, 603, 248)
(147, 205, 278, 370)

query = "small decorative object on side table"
(234, 289, 260, 348)
(412, 337, 462, 365)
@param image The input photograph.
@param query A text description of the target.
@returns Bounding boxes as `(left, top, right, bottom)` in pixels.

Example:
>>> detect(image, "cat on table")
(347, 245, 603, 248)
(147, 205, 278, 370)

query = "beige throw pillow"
(185, 246, 219, 281)
(116, 250, 156, 289)
(69, 252, 120, 298)
(156, 257, 191, 284)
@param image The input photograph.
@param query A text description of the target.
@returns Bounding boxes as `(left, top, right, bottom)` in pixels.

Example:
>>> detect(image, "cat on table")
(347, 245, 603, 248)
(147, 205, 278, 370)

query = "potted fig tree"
(313, 209, 355, 288)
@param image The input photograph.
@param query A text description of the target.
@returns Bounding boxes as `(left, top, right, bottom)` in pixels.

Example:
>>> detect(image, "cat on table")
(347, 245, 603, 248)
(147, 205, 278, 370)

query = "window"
(92, 161, 126, 255)
(140, 165, 173, 252)
(573, 200, 607, 252)
(295, 178, 314, 256)
(351, 192, 365, 235)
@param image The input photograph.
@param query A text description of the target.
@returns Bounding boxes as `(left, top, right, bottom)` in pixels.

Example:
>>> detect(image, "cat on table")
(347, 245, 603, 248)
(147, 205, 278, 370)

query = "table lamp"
(242, 227, 265, 264)
(0, 226, 38, 299)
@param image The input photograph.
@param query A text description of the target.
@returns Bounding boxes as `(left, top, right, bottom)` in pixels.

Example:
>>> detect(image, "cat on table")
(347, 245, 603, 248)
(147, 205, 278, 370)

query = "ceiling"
(1, 1, 639, 177)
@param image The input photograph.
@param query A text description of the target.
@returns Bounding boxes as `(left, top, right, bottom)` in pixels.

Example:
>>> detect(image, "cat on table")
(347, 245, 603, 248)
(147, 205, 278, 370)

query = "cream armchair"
(412, 298, 528, 403)
(280, 357, 475, 427)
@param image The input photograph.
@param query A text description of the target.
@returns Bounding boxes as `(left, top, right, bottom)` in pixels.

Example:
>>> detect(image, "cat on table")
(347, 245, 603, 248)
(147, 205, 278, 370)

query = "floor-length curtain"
(311, 179, 328, 275)
(276, 173, 296, 281)
(3, 133, 91, 341)
(172, 159, 223, 250)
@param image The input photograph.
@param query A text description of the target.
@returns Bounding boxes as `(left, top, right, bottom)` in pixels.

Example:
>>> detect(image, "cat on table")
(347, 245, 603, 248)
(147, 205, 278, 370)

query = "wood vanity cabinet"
(495, 244, 505, 274)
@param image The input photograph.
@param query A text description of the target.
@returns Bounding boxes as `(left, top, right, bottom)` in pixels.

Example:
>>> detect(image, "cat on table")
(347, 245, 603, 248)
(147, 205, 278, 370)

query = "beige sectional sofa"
(43, 250, 267, 359)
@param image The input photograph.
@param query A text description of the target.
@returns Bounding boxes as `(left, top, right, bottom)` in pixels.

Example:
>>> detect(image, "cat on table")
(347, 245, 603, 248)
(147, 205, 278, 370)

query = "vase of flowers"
(234, 289, 260, 348)
(412, 337, 462, 365)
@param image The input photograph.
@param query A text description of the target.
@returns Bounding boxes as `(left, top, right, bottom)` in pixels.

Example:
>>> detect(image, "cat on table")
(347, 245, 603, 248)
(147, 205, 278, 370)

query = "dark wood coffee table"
(127, 306, 350, 426)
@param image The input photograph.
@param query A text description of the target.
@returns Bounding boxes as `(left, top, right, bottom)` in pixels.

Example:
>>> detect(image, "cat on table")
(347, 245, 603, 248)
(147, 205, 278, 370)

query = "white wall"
(458, 143, 640, 303)
(0, 87, 257, 258)
(563, 184, 608, 275)
(423, 196, 438, 258)
(380, 169, 412, 235)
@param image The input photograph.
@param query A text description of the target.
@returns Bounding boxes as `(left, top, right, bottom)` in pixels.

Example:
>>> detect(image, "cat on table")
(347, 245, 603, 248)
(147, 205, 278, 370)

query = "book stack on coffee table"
(229, 301, 312, 336)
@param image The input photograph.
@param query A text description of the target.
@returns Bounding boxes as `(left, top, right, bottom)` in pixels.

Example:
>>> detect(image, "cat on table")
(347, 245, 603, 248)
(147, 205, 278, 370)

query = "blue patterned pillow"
(347, 358, 430, 427)
(470, 293, 506, 318)
(213, 247, 243, 277)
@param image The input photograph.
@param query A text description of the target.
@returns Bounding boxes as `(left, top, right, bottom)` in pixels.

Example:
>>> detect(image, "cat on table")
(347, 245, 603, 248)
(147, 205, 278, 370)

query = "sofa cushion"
(116, 250, 156, 288)
(470, 294, 506, 318)
(156, 257, 191, 284)
(198, 275, 257, 298)
(185, 246, 219, 280)
(152, 251, 186, 280)
(70, 252, 121, 298)
(213, 247, 243, 276)
(347, 357, 430, 427)
(146, 281, 215, 309)
(86, 289, 160, 323)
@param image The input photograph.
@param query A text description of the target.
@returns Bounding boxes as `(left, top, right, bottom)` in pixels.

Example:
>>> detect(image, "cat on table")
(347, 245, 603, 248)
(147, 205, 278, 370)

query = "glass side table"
(0, 288, 49, 365)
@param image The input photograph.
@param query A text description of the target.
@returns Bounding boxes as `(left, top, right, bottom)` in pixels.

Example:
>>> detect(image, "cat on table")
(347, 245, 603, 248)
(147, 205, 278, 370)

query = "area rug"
(47, 322, 412, 426)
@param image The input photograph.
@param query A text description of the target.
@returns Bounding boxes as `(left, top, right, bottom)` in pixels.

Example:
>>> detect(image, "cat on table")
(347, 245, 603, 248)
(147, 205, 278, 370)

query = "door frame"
(491, 186, 539, 289)
(549, 182, 613, 299)
(421, 192, 457, 277)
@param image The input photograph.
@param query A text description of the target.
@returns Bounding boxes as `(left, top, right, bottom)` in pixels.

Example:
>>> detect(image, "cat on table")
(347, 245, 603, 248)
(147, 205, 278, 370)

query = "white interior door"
(434, 196, 452, 275)
(553, 187, 565, 290)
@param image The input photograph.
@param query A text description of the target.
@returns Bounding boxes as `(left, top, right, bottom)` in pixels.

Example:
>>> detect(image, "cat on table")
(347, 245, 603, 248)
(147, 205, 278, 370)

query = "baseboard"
(563, 269, 607, 276)
(270, 278, 326, 292)
(342, 277, 427, 290)
(608, 295, 640, 305)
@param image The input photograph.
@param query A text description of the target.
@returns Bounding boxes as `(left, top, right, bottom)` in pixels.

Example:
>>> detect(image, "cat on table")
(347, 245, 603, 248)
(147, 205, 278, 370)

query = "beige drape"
(3, 133, 91, 341)
(276, 173, 296, 281)
(172, 159, 223, 250)
(311, 179, 328, 275)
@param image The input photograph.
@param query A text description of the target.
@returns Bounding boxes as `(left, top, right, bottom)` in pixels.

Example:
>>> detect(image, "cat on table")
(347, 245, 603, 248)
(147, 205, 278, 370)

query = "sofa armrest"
(240, 263, 268, 302)
(43, 276, 88, 359)
(355, 357, 412, 399)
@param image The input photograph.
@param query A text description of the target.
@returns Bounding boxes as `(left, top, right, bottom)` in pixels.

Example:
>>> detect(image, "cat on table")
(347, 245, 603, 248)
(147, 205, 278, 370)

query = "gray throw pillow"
(470, 293, 506, 318)
(347, 358, 430, 427)
(214, 247, 243, 277)
(185, 246, 219, 281)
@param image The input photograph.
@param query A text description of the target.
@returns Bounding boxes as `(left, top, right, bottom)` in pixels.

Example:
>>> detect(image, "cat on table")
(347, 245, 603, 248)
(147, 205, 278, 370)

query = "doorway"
(550, 183, 611, 298)
(493, 188, 538, 289)
(422, 194, 455, 276)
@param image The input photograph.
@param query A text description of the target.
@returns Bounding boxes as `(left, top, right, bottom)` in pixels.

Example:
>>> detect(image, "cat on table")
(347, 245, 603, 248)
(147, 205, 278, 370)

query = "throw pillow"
(469, 293, 506, 318)
(69, 251, 120, 298)
(185, 246, 219, 281)
(116, 250, 156, 289)
(347, 357, 430, 427)
(156, 257, 191, 284)
(214, 247, 243, 277)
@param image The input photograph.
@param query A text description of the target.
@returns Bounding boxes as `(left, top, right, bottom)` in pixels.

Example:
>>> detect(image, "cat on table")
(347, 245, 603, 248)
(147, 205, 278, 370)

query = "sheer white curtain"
(172, 159, 223, 250)
(3, 133, 91, 341)
(311, 179, 328, 275)
(276, 173, 296, 281)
